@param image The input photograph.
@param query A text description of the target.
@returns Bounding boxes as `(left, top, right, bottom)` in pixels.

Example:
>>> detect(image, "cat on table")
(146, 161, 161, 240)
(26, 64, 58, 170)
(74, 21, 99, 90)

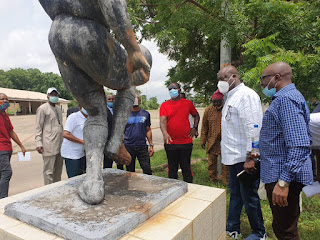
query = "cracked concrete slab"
(5, 169, 187, 240)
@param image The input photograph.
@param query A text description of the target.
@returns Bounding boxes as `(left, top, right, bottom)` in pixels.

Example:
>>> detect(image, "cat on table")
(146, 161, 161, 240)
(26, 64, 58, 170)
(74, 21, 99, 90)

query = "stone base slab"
(0, 171, 226, 240)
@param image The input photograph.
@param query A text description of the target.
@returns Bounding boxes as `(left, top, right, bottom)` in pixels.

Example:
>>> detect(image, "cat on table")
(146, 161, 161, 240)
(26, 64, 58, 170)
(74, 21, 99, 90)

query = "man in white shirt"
(61, 106, 88, 178)
(218, 66, 266, 240)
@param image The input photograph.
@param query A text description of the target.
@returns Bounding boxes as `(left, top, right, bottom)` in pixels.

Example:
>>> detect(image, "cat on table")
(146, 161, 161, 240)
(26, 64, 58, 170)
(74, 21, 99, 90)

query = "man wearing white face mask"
(35, 87, 63, 185)
(160, 83, 200, 183)
(218, 66, 266, 240)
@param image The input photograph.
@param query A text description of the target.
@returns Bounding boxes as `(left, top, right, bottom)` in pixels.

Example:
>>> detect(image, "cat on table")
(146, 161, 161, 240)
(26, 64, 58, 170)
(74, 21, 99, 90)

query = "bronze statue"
(39, 0, 152, 204)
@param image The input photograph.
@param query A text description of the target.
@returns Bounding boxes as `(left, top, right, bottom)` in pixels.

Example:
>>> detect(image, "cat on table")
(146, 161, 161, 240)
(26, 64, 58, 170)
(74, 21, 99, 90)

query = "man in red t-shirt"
(160, 83, 200, 183)
(0, 93, 26, 198)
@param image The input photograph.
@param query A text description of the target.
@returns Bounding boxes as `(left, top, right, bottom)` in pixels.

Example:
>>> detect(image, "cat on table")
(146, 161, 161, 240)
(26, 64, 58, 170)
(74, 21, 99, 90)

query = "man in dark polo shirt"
(123, 94, 153, 175)
(0, 93, 26, 198)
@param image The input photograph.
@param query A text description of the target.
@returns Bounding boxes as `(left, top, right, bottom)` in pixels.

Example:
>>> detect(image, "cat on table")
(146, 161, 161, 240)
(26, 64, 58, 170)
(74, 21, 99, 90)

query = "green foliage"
(140, 95, 160, 110)
(128, 0, 320, 102)
(0, 68, 73, 100)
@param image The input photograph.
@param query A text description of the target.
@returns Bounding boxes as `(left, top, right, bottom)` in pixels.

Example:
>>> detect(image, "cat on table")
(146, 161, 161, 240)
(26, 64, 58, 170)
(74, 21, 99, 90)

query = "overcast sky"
(0, 0, 176, 103)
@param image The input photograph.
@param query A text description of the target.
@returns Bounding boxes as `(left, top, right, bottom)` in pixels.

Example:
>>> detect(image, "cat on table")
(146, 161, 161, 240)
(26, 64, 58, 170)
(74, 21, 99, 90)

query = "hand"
(243, 160, 256, 174)
(272, 182, 289, 207)
(201, 144, 206, 149)
(20, 146, 26, 156)
(163, 133, 172, 144)
(188, 128, 198, 138)
(36, 146, 44, 154)
(127, 51, 150, 86)
(148, 146, 154, 157)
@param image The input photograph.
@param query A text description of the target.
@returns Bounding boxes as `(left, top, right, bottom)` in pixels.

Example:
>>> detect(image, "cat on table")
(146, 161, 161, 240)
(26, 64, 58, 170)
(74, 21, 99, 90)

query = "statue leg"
(56, 59, 108, 204)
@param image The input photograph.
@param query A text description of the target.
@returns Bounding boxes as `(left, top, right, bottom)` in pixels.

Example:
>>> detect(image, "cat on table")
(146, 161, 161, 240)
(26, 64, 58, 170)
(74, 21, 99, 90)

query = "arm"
(98, 0, 150, 85)
(160, 116, 172, 144)
(35, 107, 45, 154)
(63, 130, 84, 144)
(146, 126, 154, 157)
(10, 130, 26, 155)
(200, 109, 209, 149)
(239, 94, 263, 172)
(189, 112, 200, 138)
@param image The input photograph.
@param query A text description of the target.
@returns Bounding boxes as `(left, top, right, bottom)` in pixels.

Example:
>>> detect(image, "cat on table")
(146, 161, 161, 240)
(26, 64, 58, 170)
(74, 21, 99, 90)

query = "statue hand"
(127, 51, 150, 86)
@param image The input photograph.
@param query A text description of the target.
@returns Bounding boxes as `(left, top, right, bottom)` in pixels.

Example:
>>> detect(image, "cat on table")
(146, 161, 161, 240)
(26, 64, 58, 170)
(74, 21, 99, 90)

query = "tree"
(0, 68, 73, 100)
(128, 0, 320, 102)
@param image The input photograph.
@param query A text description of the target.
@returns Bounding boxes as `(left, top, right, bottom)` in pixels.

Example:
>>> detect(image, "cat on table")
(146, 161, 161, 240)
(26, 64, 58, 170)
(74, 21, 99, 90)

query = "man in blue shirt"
(123, 94, 153, 174)
(259, 62, 313, 240)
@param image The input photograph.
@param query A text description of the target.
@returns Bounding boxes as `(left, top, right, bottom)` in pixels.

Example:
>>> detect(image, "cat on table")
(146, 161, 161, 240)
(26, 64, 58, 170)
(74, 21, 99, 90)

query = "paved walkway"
(8, 108, 204, 196)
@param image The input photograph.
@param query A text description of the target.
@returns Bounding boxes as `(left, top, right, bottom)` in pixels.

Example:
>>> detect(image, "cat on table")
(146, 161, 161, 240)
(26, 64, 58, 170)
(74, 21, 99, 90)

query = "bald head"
(263, 62, 292, 81)
(217, 65, 241, 92)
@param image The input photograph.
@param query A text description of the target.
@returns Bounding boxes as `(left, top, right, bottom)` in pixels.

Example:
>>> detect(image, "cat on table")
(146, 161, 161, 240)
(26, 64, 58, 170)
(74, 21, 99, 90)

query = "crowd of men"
(0, 61, 318, 240)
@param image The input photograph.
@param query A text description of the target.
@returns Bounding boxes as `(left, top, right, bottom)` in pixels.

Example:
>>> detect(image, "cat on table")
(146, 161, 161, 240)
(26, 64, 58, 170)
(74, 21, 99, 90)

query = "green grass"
(135, 139, 320, 240)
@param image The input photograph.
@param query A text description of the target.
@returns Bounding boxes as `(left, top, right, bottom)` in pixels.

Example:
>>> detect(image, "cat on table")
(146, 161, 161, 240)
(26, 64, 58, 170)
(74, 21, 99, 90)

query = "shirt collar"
(226, 83, 244, 98)
(273, 83, 295, 99)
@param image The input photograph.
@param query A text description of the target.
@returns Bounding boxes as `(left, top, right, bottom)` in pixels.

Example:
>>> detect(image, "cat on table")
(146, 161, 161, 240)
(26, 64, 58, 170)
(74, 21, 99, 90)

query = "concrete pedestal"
(0, 170, 226, 240)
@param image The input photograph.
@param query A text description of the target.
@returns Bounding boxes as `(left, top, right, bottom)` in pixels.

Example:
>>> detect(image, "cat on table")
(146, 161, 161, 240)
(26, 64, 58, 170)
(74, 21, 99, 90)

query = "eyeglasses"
(260, 74, 276, 82)
(225, 105, 232, 121)
(0, 98, 8, 101)
(168, 86, 178, 90)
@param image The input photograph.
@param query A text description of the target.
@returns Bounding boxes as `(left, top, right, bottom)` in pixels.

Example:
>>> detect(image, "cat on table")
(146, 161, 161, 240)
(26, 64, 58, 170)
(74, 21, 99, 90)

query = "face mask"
(133, 97, 139, 106)
(0, 102, 10, 112)
(81, 107, 88, 115)
(217, 75, 235, 94)
(49, 96, 59, 103)
(107, 102, 113, 108)
(169, 89, 179, 98)
(262, 77, 277, 98)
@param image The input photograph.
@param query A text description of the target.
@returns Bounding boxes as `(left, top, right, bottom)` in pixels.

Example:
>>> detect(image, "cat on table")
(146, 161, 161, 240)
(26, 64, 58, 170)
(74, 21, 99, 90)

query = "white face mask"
(217, 75, 235, 94)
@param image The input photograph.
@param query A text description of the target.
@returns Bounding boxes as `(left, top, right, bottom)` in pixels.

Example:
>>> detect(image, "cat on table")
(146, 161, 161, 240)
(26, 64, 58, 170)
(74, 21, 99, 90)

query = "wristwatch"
(278, 179, 289, 188)
(149, 144, 154, 147)
(193, 126, 198, 131)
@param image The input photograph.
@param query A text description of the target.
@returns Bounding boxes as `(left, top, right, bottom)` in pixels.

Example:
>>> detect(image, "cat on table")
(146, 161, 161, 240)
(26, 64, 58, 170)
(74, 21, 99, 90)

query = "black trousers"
(125, 145, 152, 175)
(265, 182, 304, 240)
(164, 143, 193, 183)
(103, 154, 123, 170)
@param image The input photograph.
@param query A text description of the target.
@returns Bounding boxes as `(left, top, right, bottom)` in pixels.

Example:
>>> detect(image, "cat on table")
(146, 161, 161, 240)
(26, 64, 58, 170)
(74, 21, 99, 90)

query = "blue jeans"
(0, 151, 12, 199)
(64, 156, 86, 178)
(227, 162, 265, 237)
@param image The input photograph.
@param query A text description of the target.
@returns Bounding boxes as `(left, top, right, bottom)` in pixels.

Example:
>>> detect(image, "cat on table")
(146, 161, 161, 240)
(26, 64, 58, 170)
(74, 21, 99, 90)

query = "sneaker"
(260, 233, 267, 240)
(227, 231, 242, 239)
(245, 233, 267, 240)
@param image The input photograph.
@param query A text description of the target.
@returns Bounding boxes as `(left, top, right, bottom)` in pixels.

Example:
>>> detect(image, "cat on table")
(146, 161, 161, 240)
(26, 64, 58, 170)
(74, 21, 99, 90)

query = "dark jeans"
(0, 151, 12, 199)
(265, 182, 304, 240)
(164, 143, 193, 183)
(103, 155, 123, 170)
(64, 156, 86, 178)
(226, 162, 265, 237)
(125, 145, 152, 175)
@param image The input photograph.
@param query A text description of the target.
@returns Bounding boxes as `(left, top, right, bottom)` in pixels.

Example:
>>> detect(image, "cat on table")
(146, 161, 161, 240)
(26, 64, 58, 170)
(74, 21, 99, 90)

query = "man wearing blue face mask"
(0, 93, 26, 198)
(160, 83, 200, 183)
(259, 62, 313, 240)
(35, 87, 63, 185)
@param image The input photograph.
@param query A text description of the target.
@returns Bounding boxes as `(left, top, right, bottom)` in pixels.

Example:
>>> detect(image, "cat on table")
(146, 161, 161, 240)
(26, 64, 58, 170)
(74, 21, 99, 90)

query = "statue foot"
(108, 143, 131, 166)
(78, 179, 105, 205)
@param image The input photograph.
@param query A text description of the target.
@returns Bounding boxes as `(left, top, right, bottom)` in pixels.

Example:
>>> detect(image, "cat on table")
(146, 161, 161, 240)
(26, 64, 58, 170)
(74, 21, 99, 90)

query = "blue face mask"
(262, 77, 277, 98)
(0, 102, 10, 111)
(107, 102, 113, 108)
(49, 96, 59, 103)
(81, 107, 88, 115)
(169, 89, 179, 98)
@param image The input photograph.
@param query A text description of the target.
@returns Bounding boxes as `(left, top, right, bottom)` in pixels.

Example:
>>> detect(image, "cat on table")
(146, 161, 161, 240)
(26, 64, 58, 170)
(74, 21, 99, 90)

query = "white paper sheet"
(302, 181, 320, 197)
(17, 152, 31, 162)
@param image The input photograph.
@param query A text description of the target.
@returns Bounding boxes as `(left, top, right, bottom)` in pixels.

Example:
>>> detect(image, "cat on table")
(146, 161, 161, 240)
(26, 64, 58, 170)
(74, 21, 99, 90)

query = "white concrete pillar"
(14, 101, 17, 116)
(29, 102, 31, 114)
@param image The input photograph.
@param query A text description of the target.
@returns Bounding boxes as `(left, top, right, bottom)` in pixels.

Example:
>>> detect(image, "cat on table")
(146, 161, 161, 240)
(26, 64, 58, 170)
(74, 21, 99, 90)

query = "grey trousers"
(43, 154, 63, 185)
(0, 151, 12, 198)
